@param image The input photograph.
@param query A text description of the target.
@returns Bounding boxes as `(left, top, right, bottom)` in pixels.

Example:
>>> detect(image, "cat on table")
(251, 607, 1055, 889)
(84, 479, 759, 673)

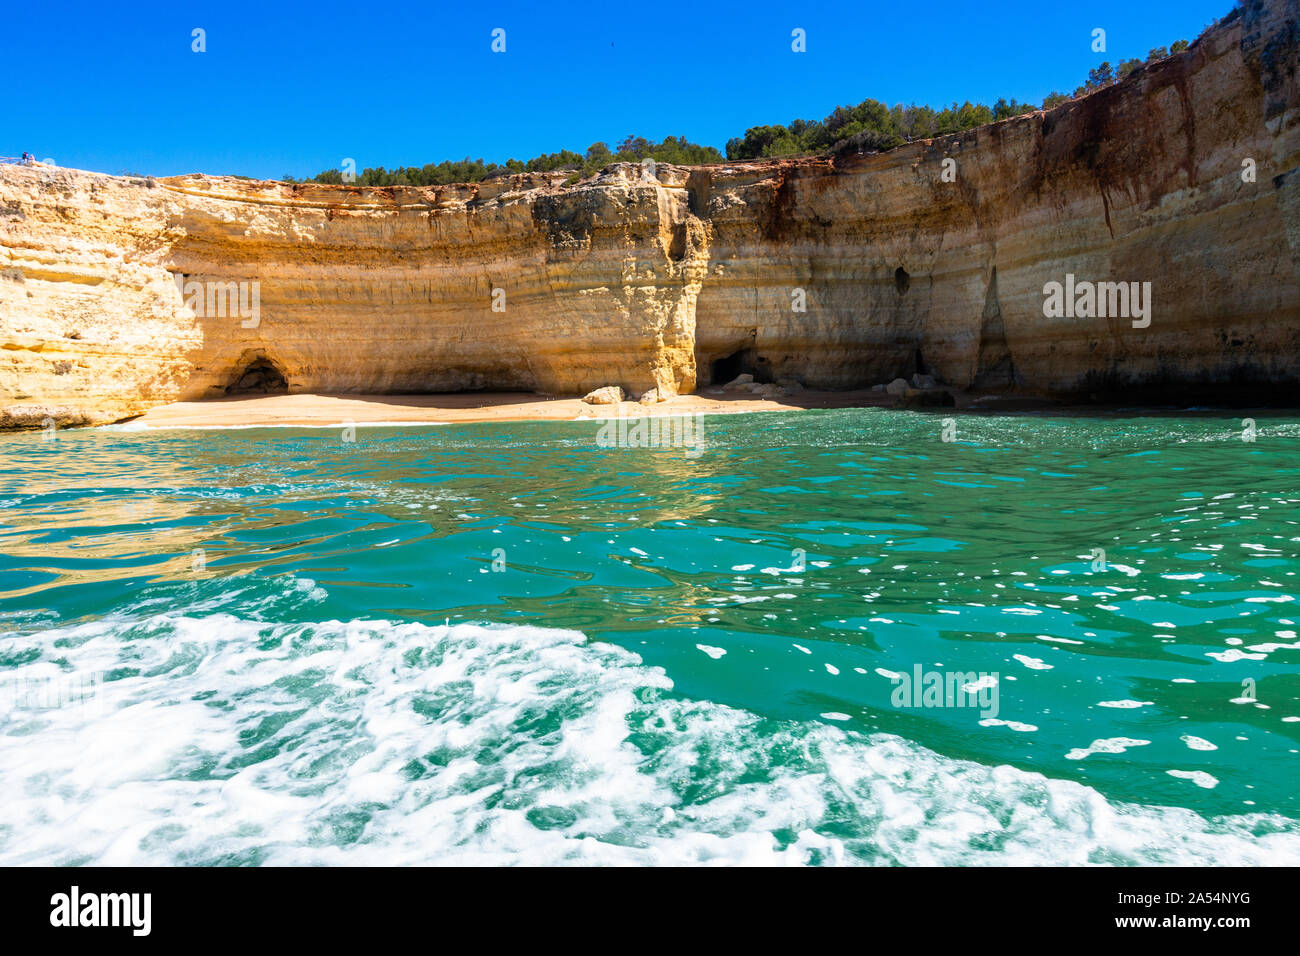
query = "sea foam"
(1, 610, 1298, 866)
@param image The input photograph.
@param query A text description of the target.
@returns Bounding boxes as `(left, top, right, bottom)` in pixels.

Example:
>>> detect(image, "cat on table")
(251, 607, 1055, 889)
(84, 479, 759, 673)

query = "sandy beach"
(123, 389, 902, 428)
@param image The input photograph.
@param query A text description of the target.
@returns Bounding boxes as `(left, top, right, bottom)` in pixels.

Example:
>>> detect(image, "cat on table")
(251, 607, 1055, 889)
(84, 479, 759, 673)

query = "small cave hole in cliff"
(710, 350, 749, 385)
(226, 357, 288, 395)
(667, 222, 688, 262)
(895, 267, 910, 295)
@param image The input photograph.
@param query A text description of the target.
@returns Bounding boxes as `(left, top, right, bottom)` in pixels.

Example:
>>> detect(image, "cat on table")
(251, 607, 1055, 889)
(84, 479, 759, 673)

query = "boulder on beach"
(582, 386, 624, 405)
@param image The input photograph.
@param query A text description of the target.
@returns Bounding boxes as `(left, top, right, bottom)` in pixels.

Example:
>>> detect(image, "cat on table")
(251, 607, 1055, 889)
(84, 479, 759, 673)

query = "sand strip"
(121, 390, 902, 429)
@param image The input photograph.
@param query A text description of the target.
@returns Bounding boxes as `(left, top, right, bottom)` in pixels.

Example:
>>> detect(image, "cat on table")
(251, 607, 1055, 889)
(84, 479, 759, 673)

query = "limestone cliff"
(2, 0, 1298, 428)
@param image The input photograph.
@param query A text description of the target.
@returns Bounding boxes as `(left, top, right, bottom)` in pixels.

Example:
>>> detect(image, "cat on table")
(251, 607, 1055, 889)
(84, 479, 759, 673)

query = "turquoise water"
(1, 407, 1298, 865)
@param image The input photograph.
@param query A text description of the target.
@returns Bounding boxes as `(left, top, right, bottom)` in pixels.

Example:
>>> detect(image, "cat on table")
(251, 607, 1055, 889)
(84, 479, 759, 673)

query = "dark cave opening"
(227, 357, 288, 394)
(710, 350, 748, 385)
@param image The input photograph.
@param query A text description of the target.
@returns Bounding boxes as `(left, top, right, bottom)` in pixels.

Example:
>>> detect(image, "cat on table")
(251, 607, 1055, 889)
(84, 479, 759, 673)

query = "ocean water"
(1, 407, 1298, 866)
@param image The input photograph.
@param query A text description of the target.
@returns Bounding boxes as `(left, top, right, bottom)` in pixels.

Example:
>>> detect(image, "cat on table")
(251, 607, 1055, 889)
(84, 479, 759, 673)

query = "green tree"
(1086, 62, 1114, 90)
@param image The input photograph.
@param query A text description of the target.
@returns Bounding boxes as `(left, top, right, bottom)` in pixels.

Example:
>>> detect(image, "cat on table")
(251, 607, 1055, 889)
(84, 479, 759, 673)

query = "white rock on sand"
(582, 386, 624, 405)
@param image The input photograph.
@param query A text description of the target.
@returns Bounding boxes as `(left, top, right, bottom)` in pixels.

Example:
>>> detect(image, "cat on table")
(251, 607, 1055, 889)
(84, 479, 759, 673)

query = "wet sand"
(124, 389, 900, 428)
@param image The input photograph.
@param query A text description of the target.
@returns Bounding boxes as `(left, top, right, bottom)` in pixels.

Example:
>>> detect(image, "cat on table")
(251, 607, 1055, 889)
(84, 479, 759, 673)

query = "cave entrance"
(710, 350, 749, 385)
(226, 356, 288, 395)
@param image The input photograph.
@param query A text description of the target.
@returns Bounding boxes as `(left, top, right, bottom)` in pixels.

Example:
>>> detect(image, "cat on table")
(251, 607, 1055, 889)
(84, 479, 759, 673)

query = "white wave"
(1, 612, 1299, 866)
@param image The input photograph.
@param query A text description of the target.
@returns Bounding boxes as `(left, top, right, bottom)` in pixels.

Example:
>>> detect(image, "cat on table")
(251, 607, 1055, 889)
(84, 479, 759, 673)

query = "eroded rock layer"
(2, 0, 1298, 427)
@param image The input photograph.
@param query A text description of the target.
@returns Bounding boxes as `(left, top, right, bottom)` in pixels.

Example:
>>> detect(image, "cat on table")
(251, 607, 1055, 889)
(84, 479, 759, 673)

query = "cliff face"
(3, 0, 1298, 428)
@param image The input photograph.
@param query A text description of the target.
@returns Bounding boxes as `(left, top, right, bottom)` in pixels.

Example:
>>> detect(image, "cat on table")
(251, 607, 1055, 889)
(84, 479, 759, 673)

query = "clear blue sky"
(9, 0, 1235, 179)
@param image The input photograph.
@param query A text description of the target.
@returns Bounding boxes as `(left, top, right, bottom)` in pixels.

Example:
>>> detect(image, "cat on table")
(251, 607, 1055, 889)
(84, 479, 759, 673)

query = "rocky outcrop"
(2, 0, 1298, 427)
